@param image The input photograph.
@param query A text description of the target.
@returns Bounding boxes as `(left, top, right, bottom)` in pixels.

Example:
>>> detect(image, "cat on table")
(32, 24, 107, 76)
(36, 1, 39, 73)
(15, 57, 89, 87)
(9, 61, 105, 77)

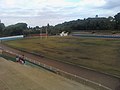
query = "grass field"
(0, 57, 94, 90)
(4, 36, 120, 76)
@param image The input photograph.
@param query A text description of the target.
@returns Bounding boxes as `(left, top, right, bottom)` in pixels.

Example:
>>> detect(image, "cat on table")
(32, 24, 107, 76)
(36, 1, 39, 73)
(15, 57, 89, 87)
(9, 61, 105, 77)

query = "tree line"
(35, 12, 120, 35)
(0, 23, 27, 37)
(53, 12, 120, 34)
(0, 12, 120, 37)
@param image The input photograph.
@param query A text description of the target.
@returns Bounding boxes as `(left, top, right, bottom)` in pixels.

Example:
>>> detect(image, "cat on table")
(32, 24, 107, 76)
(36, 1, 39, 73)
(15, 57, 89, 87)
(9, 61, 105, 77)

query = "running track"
(0, 43, 120, 90)
(72, 34, 120, 39)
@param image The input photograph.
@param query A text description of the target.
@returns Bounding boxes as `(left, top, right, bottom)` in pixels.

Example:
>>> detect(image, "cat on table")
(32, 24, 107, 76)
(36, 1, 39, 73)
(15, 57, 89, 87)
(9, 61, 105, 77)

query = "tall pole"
(46, 26, 48, 39)
(39, 29, 40, 39)
(40, 28, 42, 39)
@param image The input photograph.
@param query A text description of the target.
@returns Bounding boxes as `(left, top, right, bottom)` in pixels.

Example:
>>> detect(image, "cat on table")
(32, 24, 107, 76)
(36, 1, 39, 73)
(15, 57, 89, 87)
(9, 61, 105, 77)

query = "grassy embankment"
(0, 57, 87, 90)
(4, 36, 120, 77)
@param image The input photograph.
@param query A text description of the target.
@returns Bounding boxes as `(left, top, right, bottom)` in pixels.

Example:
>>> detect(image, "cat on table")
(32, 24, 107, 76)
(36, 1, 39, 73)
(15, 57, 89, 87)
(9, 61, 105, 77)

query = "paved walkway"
(0, 44, 120, 90)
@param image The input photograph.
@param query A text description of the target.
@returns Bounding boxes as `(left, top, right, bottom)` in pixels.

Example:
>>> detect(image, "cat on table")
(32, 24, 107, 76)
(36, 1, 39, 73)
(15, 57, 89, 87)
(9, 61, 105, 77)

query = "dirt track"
(0, 44, 120, 90)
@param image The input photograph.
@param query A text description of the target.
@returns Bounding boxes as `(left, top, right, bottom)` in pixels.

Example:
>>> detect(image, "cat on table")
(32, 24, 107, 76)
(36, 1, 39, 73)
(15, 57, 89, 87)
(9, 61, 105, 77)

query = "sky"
(0, 0, 120, 27)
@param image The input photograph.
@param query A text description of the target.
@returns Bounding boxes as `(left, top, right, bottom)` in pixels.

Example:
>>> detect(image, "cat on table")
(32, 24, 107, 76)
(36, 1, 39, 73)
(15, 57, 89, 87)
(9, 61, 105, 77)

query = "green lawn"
(4, 36, 120, 77)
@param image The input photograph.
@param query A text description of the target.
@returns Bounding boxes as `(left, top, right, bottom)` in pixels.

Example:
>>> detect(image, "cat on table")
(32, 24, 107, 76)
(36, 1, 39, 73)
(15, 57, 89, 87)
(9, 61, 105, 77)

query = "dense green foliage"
(43, 12, 120, 34)
(0, 23, 27, 37)
(114, 12, 120, 29)
(53, 16, 115, 33)
(3, 23, 27, 36)
(0, 23, 5, 36)
(0, 12, 120, 37)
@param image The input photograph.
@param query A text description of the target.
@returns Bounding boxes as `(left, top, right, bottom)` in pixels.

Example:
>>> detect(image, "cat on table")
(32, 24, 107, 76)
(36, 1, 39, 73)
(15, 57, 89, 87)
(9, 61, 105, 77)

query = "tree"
(3, 23, 27, 36)
(114, 12, 120, 29)
(0, 23, 5, 36)
(0, 23, 5, 31)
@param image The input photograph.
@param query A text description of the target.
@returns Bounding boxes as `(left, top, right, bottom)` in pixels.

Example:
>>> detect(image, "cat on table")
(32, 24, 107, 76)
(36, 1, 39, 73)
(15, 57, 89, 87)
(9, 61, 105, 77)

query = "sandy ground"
(0, 57, 95, 90)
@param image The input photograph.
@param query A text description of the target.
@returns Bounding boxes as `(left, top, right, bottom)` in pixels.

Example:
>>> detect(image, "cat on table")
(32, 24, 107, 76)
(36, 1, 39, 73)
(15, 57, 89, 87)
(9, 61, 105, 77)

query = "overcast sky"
(0, 0, 120, 27)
